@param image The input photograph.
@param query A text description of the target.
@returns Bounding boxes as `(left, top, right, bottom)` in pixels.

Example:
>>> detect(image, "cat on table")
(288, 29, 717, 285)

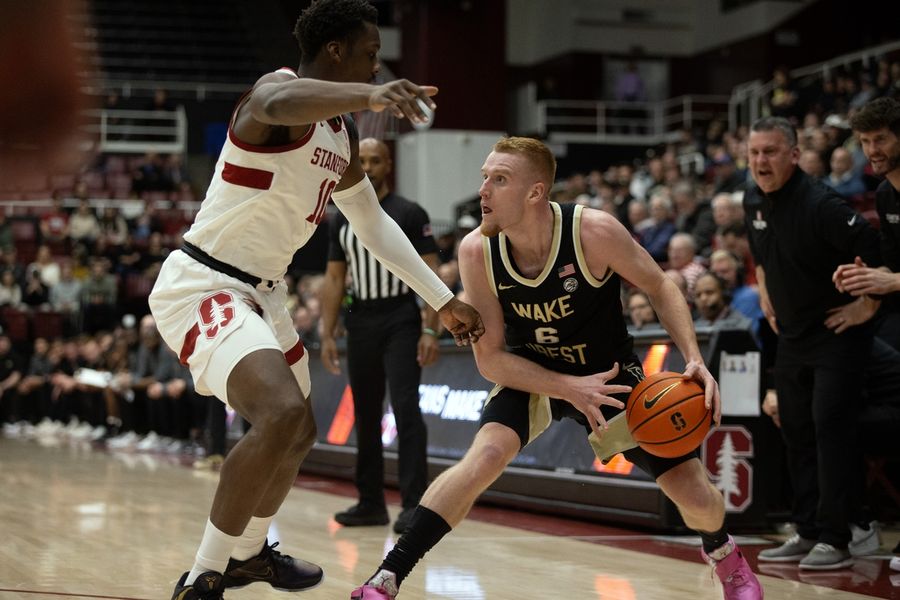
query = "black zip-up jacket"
(875, 178, 900, 271)
(743, 168, 882, 340)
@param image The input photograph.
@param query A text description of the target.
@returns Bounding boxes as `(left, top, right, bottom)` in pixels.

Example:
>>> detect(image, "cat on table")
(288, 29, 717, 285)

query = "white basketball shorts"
(149, 250, 309, 405)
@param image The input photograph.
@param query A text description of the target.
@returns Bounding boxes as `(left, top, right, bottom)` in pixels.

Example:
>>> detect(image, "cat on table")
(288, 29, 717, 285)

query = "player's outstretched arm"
(245, 72, 437, 128)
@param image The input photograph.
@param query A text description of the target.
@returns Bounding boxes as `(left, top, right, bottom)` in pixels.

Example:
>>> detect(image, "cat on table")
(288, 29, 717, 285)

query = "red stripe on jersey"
(227, 122, 316, 153)
(284, 340, 306, 365)
(222, 161, 274, 190)
(180, 323, 201, 365)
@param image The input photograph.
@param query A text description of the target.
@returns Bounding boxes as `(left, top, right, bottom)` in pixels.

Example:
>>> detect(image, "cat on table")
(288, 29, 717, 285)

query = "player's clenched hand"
(368, 80, 437, 125)
(564, 362, 631, 440)
(682, 360, 720, 426)
(437, 297, 484, 346)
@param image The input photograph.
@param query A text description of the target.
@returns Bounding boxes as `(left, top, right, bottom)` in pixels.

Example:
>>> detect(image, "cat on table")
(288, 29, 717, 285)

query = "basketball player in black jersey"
(352, 137, 762, 600)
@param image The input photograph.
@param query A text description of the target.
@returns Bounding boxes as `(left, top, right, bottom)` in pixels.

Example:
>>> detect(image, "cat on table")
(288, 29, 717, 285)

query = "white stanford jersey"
(184, 68, 351, 281)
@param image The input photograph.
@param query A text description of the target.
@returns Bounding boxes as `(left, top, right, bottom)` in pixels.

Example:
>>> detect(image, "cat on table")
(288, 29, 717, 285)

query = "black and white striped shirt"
(328, 192, 438, 303)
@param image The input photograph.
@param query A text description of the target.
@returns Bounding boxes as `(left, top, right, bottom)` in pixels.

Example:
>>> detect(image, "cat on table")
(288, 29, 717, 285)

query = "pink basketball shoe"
(701, 537, 764, 600)
(350, 570, 398, 600)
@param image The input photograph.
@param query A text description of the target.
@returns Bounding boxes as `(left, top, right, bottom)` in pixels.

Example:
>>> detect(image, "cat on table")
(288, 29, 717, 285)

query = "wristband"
(422, 327, 439, 338)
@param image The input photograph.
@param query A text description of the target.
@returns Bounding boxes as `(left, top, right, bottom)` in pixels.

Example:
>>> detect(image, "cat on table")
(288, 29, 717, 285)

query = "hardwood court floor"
(0, 436, 896, 599)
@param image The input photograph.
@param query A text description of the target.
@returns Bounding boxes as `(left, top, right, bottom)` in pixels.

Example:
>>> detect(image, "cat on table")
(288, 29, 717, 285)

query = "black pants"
(775, 326, 872, 547)
(345, 298, 427, 510)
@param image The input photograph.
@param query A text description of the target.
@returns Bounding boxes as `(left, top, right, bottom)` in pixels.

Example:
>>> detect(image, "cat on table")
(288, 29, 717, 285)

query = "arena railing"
(81, 106, 188, 155)
(534, 94, 730, 145)
(728, 39, 900, 130)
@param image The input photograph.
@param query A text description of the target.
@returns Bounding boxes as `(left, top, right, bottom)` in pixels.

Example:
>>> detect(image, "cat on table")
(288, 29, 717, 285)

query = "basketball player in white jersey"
(149, 2, 483, 599)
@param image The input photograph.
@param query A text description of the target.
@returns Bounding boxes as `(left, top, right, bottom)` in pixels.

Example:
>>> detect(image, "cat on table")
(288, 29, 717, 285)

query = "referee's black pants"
(345, 297, 427, 510)
(774, 325, 872, 548)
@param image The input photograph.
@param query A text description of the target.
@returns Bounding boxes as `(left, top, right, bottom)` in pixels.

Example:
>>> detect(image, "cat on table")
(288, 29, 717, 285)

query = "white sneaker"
(890, 556, 900, 572)
(849, 522, 881, 557)
(2, 422, 22, 437)
(107, 430, 139, 449)
(71, 422, 94, 439)
(164, 439, 184, 454)
(135, 431, 162, 452)
(89, 425, 107, 441)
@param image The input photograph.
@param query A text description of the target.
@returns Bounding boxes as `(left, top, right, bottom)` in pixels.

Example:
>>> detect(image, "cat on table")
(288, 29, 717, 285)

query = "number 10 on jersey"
(307, 179, 337, 224)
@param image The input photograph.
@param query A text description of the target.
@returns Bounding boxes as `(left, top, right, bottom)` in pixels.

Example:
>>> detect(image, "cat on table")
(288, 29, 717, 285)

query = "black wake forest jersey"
(484, 202, 633, 377)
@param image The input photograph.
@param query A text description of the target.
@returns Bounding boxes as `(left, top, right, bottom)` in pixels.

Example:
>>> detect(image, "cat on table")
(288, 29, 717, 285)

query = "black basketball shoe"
(171, 571, 224, 600)
(222, 540, 323, 591)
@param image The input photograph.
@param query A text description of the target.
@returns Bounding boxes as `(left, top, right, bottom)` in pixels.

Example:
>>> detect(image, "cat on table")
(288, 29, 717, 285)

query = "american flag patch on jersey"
(558, 263, 575, 278)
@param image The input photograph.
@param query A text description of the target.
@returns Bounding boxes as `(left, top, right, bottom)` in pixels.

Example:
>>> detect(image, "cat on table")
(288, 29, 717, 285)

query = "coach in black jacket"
(745, 117, 882, 570)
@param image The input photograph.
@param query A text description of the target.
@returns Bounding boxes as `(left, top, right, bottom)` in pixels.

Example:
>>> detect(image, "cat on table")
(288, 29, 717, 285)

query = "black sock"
(699, 525, 730, 555)
(379, 506, 452, 584)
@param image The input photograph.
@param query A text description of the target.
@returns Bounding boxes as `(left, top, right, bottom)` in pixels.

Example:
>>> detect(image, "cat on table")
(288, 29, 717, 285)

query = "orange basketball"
(626, 371, 711, 458)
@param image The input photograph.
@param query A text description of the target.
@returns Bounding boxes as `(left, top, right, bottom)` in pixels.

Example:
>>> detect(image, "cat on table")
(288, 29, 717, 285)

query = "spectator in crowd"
(709, 250, 763, 334)
(667, 232, 707, 300)
(711, 192, 743, 232)
(132, 200, 163, 243)
(68, 198, 101, 248)
(137, 231, 168, 277)
(40, 193, 69, 245)
(825, 147, 867, 199)
(798, 149, 826, 180)
(80, 258, 118, 334)
(21, 268, 49, 310)
(1, 247, 25, 287)
(146, 87, 175, 112)
(27, 245, 60, 288)
(626, 198, 651, 237)
(746, 116, 880, 570)
(0, 269, 23, 308)
(639, 192, 677, 262)
(14, 337, 53, 425)
(719, 222, 757, 286)
(99, 206, 129, 248)
(711, 153, 746, 195)
(613, 61, 647, 134)
(50, 262, 82, 329)
(693, 272, 752, 330)
(626, 289, 658, 329)
(132, 153, 169, 193)
(769, 66, 799, 121)
(673, 181, 716, 256)
(0, 331, 23, 425)
(0, 212, 13, 252)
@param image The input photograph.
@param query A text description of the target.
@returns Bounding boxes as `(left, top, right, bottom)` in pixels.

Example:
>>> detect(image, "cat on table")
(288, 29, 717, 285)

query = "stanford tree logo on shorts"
(198, 292, 236, 338)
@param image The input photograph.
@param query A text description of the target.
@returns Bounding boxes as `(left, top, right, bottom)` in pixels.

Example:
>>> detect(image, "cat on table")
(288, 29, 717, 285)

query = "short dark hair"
(293, 0, 378, 65)
(750, 116, 797, 147)
(696, 272, 733, 304)
(850, 97, 900, 136)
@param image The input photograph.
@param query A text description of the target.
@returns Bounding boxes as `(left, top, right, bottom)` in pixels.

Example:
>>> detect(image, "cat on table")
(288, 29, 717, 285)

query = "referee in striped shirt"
(320, 138, 441, 535)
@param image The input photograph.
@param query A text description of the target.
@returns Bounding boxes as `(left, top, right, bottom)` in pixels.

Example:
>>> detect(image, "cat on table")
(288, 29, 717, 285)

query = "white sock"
(186, 519, 240, 585)
(231, 515, 274, 561)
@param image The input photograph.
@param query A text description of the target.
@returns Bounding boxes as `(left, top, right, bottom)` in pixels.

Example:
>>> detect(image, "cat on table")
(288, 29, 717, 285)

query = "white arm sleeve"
(331, 177, 454, 310)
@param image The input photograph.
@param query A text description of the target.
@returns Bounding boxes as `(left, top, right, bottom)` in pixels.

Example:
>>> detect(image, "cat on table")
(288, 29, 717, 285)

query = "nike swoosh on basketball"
(498, 283, 516, 290)
(643, 382, 680, 410)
